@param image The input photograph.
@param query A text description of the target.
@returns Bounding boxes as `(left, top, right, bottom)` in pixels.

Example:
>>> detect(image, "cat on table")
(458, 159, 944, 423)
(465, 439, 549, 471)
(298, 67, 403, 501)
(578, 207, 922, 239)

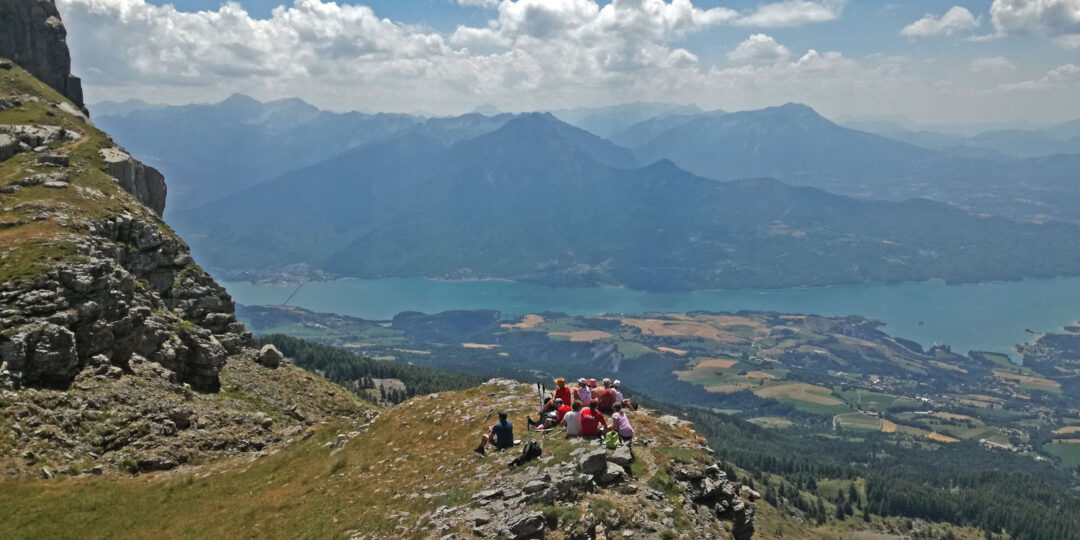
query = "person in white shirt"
(560, 400, 583, 436)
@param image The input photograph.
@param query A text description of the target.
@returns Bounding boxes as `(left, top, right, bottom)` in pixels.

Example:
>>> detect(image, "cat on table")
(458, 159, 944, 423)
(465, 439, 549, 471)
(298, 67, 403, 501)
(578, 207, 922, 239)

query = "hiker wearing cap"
(611, 403, 634, 445)
(475, 411, 514, 456)
(613, 380, 634, 409)
(574, 378, 592, 406)
(596, 378, 618, 413)
(561, 400, 584, 436)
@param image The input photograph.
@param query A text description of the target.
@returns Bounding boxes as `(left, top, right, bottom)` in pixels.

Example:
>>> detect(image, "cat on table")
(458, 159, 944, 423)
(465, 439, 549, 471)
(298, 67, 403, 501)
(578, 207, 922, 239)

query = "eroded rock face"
(100, 147, 168, 216)
(0, 0, 85, 112)
(0, 213, 251, 391)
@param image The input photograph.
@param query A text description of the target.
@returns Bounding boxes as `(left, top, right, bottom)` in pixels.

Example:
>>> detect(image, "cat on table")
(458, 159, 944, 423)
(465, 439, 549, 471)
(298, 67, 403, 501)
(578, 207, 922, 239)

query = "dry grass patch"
(548, 331, 612, 342)
(1053, 426, 1080, 435)
(657, 346, 688, 356)
(501, 314, 544, 329)
(695, 358, 738, 369)
(926, 432, 960, 443)
(745, 371, 776, 380)
(881, 420, 898, 433)
(993, 370, 1060, 390)
(462, 343, 500, 349)
(755, 383, 843, 406)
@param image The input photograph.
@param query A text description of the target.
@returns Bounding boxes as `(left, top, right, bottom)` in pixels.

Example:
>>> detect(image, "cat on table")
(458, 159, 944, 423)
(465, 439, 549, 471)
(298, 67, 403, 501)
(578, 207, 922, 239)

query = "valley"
(238, 304, 1080, 471)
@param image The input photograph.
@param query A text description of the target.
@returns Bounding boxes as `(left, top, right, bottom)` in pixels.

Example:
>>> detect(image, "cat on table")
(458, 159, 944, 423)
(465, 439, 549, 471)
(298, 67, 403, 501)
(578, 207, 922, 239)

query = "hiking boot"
(526, 416, 537, 429)
(473, 446, 485, 457)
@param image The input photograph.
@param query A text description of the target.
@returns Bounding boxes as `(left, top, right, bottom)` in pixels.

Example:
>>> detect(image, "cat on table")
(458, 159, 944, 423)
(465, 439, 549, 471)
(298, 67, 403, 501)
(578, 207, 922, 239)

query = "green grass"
(1044, 442, 1080, 468)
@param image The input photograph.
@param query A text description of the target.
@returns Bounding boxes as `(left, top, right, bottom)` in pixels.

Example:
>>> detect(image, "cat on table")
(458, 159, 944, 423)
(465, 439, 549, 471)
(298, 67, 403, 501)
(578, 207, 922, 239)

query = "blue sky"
(58, 0, 1080, 125)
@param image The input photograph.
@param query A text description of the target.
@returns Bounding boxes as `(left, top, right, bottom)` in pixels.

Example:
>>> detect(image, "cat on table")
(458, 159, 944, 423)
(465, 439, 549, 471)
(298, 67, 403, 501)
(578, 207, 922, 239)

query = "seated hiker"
(528, 398, 571, 430)
(613, 380, 637, 410)
(475, 411, 514, 456)
(611, 403, 635, 445)
(573, 378, 592, 407)
(545, 377, 572, 411)
(560, 400, 584, 437)
(596, 378, 618, 413)
(580, 402, 608, 438)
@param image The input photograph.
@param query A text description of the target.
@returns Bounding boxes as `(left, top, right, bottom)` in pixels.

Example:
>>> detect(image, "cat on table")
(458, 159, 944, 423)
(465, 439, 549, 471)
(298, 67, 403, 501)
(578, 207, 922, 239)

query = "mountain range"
(173, 111, 1080, 291)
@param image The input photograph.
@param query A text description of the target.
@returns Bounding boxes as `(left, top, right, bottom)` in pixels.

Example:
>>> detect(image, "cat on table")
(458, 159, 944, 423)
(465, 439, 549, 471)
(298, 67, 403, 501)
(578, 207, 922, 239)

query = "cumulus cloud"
(1000, 63, 1080, 91)
(727, 34, 791, 64)
(735, 0, 845, 28)
(991, 0, 1080, 35)
(969, 56, 1017, 73)
(900, 6, 979, 38)
(990, 0, 1080, 46)
(48, 0, 1079, 123)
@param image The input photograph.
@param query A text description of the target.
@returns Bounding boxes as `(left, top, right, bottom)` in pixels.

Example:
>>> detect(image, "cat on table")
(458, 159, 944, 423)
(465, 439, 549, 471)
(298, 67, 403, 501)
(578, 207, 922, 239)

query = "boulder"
(610, 445, 633, 467)
(578, 449, 607, 476)
(0, 133, 17, 161)
(504, 511, 545, 539)
(37, 153, 68, 167)
(597, 462, 627, 486)
(522, 480, 547, 494)
(257, 344, 283, 368)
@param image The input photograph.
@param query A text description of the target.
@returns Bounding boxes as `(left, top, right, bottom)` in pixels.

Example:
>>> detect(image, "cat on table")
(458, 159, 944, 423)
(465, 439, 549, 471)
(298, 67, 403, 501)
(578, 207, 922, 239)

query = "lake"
(221, 276, 1080, 357)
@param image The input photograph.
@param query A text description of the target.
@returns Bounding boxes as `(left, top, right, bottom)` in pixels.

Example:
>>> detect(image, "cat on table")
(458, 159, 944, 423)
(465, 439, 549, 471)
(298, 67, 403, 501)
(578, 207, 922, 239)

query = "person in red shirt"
(580, 402, 608, 437)
(529, 398, 571, 430)
(546, 378, 572, 411)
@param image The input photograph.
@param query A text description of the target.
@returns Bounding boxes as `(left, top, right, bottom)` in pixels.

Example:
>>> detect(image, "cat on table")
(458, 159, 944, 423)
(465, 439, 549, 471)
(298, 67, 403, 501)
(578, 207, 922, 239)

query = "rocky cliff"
(0, 5, 369, 476)
(0, 0, 84, 113)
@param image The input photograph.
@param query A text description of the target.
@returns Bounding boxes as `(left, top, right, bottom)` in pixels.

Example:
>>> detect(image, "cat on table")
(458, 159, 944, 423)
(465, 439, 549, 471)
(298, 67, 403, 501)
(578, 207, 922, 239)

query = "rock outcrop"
(1, 1, 373, 477)
(99, 147, 167, 216)
(0, 0, 85, 113)
(417, 379, 757, 540)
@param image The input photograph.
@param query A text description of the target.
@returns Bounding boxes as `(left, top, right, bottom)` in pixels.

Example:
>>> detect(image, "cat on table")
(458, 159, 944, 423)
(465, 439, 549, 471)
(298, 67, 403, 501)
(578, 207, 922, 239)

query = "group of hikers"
(474, 377, 637, 456)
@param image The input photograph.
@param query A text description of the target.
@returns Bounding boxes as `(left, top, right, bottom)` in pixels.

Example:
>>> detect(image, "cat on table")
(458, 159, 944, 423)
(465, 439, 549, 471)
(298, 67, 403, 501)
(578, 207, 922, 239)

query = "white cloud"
(50, 0, 1080, 124)
(727, 34, 791, 64)
(735, 0, 844, 28)
(991, 0, 1080, 35)
(900, 6, 979, 38)
(990, 0, 1080, 46)
(1000, 63, 1080, 91)
(969, 56, 1017, 73)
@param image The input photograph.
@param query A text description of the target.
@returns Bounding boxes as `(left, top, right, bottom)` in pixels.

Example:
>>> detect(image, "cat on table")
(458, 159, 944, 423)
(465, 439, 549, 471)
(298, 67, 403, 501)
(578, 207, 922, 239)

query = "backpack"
(509, 440, 542, 468)
(605, 430, 621, 449)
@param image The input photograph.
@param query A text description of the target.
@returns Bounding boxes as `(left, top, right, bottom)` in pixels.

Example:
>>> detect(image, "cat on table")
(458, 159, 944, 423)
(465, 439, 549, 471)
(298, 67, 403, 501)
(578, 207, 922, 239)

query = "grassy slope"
(0, 59, 169, 283)
(0, 380, 987, 539)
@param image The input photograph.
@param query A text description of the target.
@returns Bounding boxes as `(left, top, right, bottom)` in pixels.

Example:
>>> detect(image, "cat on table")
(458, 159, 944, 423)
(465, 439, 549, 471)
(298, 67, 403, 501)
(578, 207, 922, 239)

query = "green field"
(1044, 442, 1080, 468)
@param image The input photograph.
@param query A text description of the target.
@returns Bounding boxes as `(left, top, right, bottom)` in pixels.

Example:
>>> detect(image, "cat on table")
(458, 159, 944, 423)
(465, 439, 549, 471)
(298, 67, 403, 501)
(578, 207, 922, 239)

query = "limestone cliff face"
(0, 5, 372, 477)
(0, 0, 85, 113)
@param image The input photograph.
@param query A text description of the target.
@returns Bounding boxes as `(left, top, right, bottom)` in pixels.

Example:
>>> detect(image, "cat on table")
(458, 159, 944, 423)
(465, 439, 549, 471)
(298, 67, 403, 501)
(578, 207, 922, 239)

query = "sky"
(56, 0, 1080, 126)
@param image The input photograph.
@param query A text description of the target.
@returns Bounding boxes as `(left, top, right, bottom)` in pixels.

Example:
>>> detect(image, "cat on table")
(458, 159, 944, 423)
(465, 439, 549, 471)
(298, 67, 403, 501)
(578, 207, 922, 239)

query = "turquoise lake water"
(221, 276, 1080, 357)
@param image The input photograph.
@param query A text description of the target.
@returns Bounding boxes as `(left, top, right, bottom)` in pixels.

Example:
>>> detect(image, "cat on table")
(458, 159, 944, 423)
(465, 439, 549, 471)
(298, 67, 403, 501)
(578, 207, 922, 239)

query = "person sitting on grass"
(560, 400, 584, 437)
(474, 411, 514, 456)
(546, 377, 572, 411)
(580, 402, 608, 438)
(573, 378, 592, 407)
(528, 398, 570, 430)
(611, 403, 634, 446)
(613, 380, 637, 410)
(596, 378, 618, 413)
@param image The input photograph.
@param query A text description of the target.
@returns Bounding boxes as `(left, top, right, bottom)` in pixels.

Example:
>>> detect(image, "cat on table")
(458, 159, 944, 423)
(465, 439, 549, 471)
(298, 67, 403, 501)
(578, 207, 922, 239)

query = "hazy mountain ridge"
(175, 111, 1080, 292)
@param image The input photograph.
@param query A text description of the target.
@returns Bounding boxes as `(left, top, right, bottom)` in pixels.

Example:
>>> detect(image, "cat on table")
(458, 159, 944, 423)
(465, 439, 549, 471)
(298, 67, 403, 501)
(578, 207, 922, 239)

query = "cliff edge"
(0, 0, 85, 113)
